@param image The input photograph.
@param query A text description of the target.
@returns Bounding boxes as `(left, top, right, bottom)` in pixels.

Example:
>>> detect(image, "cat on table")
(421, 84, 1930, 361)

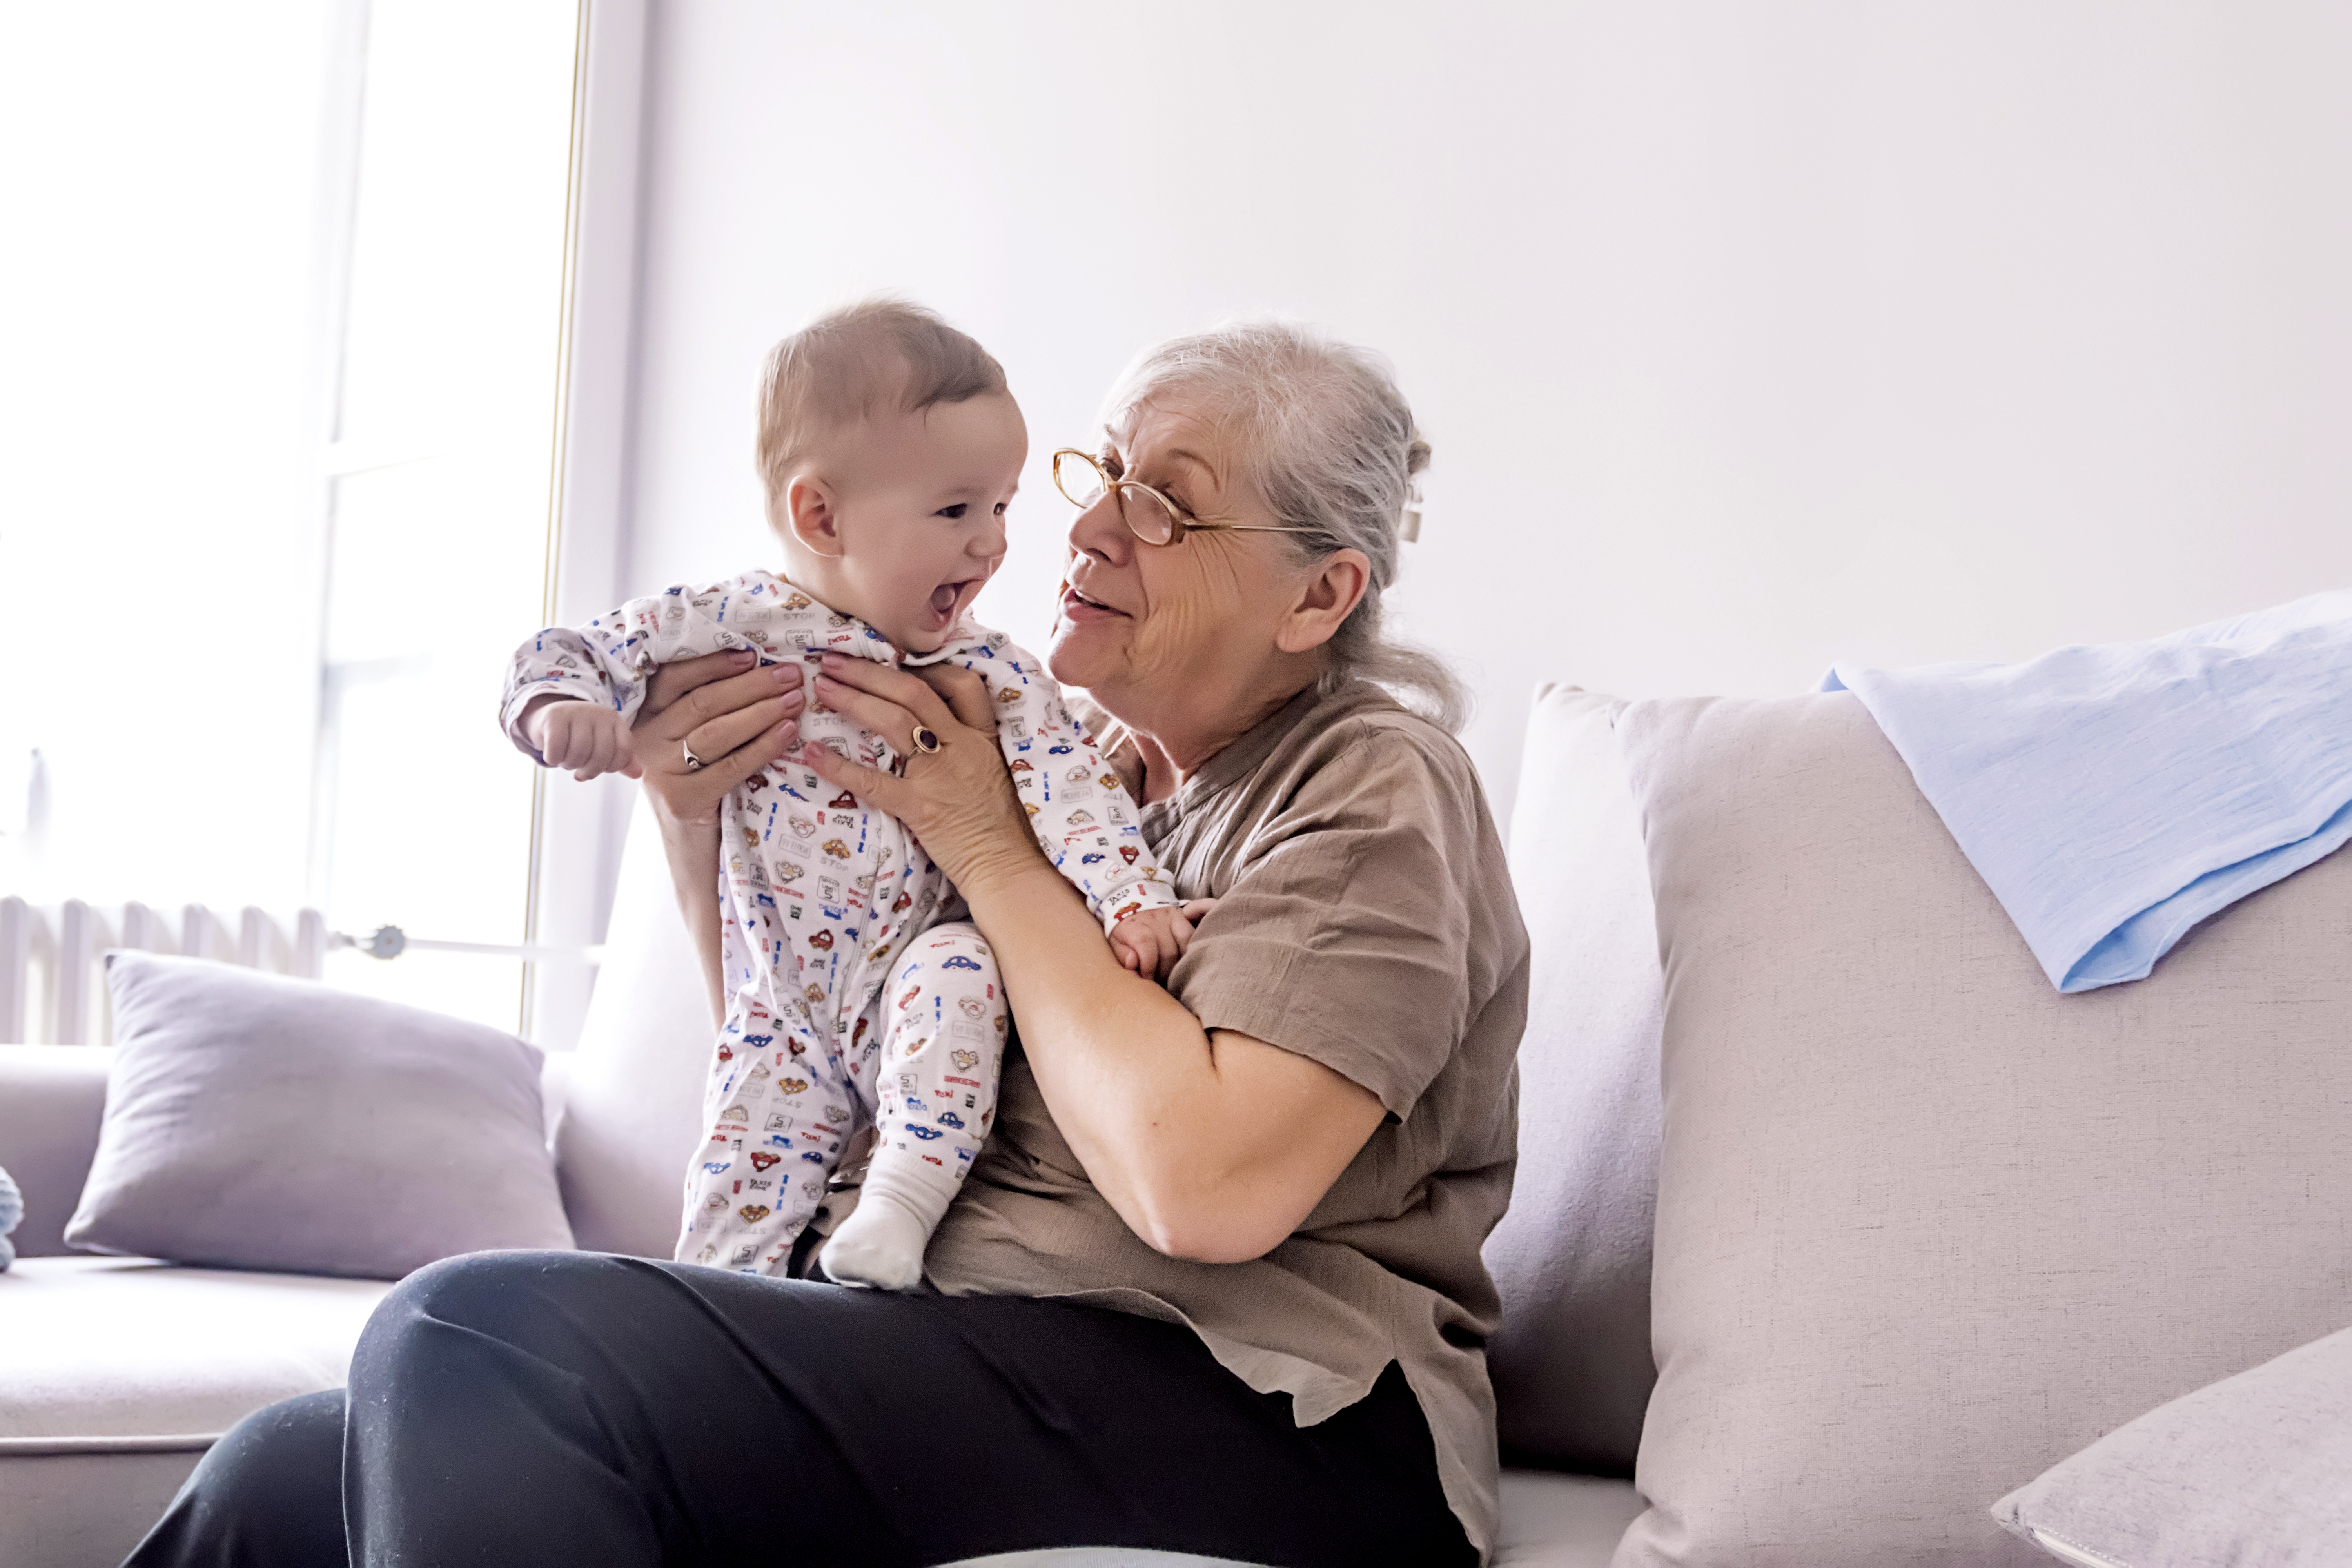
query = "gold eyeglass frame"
(1051, 448, 1320, 546)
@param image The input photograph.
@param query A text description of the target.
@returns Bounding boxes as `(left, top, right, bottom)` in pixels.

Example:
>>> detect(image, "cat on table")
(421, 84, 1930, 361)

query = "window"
(0, 0, 592, 1036)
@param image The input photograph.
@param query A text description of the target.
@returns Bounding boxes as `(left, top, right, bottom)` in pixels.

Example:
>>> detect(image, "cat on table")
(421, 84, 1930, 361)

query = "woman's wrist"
(953, 840, 1065, 918)
(650, 786, 724, 837)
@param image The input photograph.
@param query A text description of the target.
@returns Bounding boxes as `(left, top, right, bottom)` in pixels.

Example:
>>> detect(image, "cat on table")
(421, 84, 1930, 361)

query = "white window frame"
(522, 0, 651, 1047)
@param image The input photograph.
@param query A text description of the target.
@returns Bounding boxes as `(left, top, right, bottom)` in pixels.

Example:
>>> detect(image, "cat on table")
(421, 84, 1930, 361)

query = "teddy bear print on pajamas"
(500, 570, 1179, 1277)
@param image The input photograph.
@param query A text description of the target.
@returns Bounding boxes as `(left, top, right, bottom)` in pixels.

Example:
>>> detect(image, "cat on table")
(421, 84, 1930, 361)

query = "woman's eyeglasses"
(1051, 448, 1320, 546)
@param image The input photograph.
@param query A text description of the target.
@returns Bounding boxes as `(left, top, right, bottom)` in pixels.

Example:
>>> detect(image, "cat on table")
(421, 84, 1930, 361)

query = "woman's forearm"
(964, 861, 1221, 1238)
(963, 860, 1382, 1262)
(621, 648, 808, 1031)
(653, 803, 729, 1030)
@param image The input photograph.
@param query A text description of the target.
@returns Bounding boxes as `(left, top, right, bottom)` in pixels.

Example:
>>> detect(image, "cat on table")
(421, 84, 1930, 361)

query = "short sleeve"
(1168, 721, 1482, 1120)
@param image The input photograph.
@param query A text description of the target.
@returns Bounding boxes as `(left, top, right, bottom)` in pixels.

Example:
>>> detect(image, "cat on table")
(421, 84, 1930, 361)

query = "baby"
(499, 300, 1192, 1290)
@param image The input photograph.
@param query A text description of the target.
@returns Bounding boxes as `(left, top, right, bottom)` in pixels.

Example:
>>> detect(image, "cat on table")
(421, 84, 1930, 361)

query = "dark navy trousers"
(126, 1250, 1476, 1567)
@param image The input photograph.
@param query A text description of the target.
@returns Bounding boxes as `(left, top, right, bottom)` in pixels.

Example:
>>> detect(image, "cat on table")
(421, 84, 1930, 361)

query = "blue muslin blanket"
(1822, 591, 2352, 993)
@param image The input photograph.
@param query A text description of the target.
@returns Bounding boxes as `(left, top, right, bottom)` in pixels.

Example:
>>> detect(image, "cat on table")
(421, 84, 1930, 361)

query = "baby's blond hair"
(755, 298, 1008, 526)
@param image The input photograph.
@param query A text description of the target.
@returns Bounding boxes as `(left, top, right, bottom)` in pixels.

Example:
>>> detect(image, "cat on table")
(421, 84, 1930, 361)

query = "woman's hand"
(798, 653, 1049, 897)
(632, 651, 808, 827)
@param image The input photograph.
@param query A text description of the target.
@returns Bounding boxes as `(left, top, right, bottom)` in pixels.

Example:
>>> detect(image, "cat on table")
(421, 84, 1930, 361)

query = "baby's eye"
(935, 503, 969, 520)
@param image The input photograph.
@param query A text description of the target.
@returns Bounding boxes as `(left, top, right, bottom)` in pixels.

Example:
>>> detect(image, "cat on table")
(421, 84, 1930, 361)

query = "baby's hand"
(526, 697, 642, 782)
(1110, 899, 1219, 985)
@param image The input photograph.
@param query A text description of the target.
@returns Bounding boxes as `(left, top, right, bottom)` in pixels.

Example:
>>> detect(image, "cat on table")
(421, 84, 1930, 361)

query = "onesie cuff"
(1097, 873, 1181, 936)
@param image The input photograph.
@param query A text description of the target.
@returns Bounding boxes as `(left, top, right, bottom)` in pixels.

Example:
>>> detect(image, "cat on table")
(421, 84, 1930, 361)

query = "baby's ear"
(781, 474, 844, 557)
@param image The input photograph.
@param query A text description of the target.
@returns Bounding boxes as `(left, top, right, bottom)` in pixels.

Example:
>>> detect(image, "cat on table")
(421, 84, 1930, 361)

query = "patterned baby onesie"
(500, 570, 1178, 1275)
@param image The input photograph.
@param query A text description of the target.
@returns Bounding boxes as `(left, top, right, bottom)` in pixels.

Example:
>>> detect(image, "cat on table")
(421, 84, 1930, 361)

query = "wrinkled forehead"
(1105, 390, 1253, 499)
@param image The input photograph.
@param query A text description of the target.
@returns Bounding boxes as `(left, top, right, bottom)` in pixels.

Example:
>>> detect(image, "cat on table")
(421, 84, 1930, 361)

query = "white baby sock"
(817, 1171, 955, 1292)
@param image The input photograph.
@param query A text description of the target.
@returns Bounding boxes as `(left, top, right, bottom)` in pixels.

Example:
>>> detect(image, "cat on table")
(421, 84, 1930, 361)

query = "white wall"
(623, 1, 2352, 827)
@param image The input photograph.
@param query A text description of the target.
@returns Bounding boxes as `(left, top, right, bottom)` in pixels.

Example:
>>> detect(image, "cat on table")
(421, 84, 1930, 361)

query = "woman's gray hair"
(1101, 320, 1470, 732)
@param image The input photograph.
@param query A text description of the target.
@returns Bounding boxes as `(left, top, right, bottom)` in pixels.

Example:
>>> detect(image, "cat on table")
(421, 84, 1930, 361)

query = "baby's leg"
(818, 922, 1007, 1290)
(677, 1021, 855, 1275)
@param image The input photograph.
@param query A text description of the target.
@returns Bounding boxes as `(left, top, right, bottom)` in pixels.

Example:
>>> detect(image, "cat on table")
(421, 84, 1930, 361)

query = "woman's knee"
(352, 1249, 609, 1388)
(369, 1247, 573, 1325)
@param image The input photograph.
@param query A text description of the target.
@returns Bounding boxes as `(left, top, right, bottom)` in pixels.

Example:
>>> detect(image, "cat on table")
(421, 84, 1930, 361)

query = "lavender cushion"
(65, 952, 573, 1279)
(1482, 686, 1661, 1475)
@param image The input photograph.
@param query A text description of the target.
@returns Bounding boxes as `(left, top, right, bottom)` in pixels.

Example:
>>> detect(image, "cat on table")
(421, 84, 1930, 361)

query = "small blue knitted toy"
(0, 1165, 21, 1270)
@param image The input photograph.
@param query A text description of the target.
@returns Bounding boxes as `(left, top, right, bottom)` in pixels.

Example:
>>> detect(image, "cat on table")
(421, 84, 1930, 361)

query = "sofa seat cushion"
(1494, 1472, 1646, 1566)
(0, 1255, 388, 1450)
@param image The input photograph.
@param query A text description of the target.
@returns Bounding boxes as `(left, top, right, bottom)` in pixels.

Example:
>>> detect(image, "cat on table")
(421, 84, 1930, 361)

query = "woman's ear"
(1274, 548, 1372, 655)
(782, 474, 844, 558)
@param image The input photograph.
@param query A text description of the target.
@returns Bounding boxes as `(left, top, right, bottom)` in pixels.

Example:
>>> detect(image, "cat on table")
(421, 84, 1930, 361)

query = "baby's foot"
(817, 1185, 933, 1291)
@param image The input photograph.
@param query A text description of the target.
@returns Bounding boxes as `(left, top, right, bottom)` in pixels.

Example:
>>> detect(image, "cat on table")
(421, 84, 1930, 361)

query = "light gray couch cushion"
(1483, 687, 1660, 1474)
(67, 952, 574, 1278)
(0, 1256, 389, 1446)
(1994, 1323, 2352, 1567)
(1612, 692, 2352, 1568)
(1495, 1472, 1648, 1566)
(0, 1254, 392, 1568)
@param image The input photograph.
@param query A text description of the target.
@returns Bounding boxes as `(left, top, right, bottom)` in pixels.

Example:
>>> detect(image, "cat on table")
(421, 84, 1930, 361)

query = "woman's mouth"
(1060, 582, 1125, 620)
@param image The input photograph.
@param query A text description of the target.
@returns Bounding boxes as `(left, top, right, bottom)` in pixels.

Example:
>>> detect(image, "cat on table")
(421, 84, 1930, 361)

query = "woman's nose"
(1067, 490, 1132, 566)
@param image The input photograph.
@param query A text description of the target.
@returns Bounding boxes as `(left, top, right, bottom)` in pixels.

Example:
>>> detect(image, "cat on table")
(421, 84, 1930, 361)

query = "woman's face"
(1045, 395, 1312, 722)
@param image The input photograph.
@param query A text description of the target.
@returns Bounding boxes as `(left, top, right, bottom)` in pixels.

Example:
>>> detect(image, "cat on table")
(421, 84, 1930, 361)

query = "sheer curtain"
(0, 0, 584, 1034)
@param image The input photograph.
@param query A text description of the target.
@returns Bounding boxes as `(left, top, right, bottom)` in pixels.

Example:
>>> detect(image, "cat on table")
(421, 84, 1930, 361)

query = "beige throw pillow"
(1613, 692, 2352, 1568)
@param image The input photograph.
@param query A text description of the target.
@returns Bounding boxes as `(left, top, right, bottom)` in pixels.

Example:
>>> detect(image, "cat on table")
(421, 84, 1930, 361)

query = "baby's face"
(816, 393, 1025, 655)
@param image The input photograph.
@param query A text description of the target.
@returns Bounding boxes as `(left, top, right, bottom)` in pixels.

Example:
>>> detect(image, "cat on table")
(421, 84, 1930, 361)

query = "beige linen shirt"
(925, 679, 1528, 1560)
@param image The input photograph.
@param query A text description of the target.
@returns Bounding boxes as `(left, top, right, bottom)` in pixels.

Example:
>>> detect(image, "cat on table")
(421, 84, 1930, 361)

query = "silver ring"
(682, 741, 706, 772)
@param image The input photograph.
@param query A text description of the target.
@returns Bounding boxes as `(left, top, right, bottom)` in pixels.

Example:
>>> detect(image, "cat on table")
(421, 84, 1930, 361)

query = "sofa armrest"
(0, 1045, 110, 1258)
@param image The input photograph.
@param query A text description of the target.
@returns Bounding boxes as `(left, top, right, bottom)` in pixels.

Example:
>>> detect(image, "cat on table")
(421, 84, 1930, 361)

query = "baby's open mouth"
(929, 583, 960, 618)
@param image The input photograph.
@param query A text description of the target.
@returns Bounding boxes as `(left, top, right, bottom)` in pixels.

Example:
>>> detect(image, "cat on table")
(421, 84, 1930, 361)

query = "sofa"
(4, 686, 2346, 1567)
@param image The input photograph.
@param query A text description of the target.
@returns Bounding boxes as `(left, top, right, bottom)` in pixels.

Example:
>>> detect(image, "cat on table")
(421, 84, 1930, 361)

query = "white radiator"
(0, 898, 327, 1046)
(0, 898, 603, 1046)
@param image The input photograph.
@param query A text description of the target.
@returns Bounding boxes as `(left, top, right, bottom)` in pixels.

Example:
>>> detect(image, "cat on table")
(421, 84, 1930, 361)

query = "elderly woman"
(129, 324, 1525, 1568)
